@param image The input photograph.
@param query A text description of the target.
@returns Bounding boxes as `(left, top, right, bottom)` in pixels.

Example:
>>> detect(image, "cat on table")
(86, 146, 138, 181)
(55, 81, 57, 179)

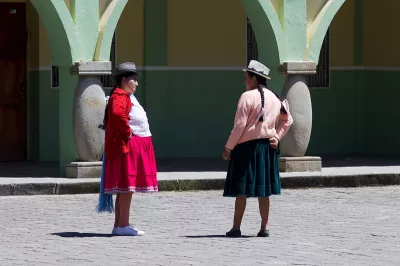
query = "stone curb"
(1, 173, 400, 196)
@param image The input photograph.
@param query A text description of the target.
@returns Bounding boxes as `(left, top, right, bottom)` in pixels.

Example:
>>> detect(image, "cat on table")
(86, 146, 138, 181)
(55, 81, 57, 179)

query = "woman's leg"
(258, 197, 270, 230)
(117, 192, 133, 227)
(232, 195, 247, 230)
(114, 194, 120, 228)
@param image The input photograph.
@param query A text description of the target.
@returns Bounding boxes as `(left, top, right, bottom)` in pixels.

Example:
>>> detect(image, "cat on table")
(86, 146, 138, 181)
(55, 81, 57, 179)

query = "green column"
(31, 0, 130, 174)
(281, 0, 307, 61)
(354, 0, 365, 154)
(240, 0, 286, 92)
(59, 66, 78, 174)
(143, 0, 169, 157)
(39, 71, 59, 161)
(144, 0, 167, 67)
(354, 0, 363, 66)
(27, 1, 40, 161)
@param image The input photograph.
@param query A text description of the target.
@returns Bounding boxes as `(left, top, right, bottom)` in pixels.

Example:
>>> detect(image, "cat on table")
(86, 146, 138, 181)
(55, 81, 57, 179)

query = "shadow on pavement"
(183, 235, 255, 239)
(51, 232, 113, 238)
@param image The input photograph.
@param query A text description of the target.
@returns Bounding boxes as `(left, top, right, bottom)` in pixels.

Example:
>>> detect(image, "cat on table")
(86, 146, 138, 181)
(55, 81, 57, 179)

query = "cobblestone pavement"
(1, 187, 399, 266)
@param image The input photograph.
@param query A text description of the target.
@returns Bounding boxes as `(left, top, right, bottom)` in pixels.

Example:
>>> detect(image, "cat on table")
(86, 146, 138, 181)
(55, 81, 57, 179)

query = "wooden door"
(0, 3, 26, 161)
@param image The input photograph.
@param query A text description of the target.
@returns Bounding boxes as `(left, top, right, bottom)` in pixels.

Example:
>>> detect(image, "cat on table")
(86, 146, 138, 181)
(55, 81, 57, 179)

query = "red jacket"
(105, 88, 133, 159)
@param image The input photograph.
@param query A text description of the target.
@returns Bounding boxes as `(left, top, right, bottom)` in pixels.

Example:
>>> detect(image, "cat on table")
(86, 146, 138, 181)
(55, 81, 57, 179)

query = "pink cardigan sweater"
(225, 88, 294, 150)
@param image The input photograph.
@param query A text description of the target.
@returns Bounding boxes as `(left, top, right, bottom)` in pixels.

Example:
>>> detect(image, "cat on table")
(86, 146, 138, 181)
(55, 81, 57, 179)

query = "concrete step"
(1, 166, 400, 196)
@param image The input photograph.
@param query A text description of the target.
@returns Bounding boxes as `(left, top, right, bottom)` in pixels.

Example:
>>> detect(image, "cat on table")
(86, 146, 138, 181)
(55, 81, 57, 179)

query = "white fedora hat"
(243, 60, 271, 80)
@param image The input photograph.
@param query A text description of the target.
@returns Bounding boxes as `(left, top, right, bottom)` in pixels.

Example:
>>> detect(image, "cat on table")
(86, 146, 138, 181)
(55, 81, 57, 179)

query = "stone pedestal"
(66, 161, 102, 178)
(279, 156, 321, 172)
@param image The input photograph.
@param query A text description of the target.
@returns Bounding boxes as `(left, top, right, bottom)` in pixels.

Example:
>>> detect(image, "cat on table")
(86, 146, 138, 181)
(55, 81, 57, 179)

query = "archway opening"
(113, 0, 281, 170)
(307, 0, 400, 166)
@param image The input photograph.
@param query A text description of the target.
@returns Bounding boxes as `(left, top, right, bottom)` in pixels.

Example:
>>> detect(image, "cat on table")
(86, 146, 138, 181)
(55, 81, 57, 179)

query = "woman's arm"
(225, 94, 251, 150)
(275, 99, 293, 141)
(110, 95, 132, 138)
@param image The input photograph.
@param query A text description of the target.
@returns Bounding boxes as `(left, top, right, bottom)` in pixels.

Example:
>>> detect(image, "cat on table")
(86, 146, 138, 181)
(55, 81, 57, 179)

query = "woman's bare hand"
(222, 150, 231, 161)
(270, 137, 279, 149)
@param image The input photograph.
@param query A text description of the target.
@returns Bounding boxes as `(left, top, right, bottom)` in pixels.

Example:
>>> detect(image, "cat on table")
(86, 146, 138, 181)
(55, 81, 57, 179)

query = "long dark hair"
(101, 74, 129, 129)
(247, 71, 287, 119)
(247, 71, 267, 122)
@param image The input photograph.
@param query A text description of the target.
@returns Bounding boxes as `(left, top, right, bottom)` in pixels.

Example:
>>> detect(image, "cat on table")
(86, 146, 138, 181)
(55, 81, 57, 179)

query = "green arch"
(240, 0, 286, 90)
(307, 0, 345, 61)
(240, 0, 286, 63)
(31, 0, 127, 63)
(30, 0, 80, 66)
(95, 0, 128, 61)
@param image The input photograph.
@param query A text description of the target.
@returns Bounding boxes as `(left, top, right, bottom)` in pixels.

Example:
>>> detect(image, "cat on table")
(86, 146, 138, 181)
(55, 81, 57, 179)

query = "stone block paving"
(0, 186, 400, 265)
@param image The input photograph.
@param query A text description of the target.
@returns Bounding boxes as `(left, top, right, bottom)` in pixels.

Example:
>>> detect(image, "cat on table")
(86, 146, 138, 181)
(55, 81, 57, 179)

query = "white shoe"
(115, 226, 145, 236)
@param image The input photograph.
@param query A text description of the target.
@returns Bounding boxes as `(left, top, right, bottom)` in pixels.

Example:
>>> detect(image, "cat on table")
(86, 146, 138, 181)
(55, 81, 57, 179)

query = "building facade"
(0, 0, 397, 175)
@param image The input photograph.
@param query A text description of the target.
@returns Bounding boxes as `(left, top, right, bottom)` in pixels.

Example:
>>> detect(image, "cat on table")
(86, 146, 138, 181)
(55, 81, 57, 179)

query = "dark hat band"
(248, 67, 267, 76)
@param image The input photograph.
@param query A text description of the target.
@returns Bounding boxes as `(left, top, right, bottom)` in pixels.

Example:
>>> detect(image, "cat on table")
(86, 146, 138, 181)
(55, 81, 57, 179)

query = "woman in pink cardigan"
(222, 60, 293, 238)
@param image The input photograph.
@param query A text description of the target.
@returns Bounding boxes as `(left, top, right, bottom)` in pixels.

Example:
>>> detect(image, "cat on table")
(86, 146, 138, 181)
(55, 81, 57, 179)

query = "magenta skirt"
(104, 136, 158, 193)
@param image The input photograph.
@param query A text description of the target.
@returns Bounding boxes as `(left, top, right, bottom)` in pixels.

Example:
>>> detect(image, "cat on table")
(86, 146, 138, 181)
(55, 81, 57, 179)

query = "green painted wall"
(38, 70, 59, 161)
(308, 70, 359, 155)
(141, 68, 400, 158)
(364, 71, 400, 155)
(36, 68, 400, 161)
(308, 70, 400, 157)
(58, 66, 78, 169)
(306, 0, 400, 157)
(25, 0, 400, 164)
(147, 71, 244, 158)
(142, 0, 167, 156)
(28, 70, 59, 162)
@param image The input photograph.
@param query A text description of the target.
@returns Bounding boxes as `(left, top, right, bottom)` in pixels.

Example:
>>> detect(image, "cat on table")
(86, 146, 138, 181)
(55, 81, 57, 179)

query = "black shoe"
(226, 229, 241, 238)
(257, 229, 270, 237)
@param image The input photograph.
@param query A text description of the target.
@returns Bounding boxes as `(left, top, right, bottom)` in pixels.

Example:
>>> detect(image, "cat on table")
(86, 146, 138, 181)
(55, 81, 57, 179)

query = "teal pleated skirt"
(223, 139, 281, 198)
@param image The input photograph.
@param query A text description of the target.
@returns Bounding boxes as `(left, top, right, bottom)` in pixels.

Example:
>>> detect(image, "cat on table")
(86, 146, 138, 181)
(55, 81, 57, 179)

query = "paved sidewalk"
(1, 187, 399, 265)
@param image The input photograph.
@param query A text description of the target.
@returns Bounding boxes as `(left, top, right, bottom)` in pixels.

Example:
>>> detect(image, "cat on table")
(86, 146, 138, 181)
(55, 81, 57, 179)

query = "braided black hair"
(247, 71, 288, 119)
(247, 72, 267, 122)
(258, 84, 265, 122)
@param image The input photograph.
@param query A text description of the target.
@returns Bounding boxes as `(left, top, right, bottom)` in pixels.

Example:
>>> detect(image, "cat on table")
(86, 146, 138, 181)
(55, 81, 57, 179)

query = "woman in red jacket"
(103, 62, 158, 236)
